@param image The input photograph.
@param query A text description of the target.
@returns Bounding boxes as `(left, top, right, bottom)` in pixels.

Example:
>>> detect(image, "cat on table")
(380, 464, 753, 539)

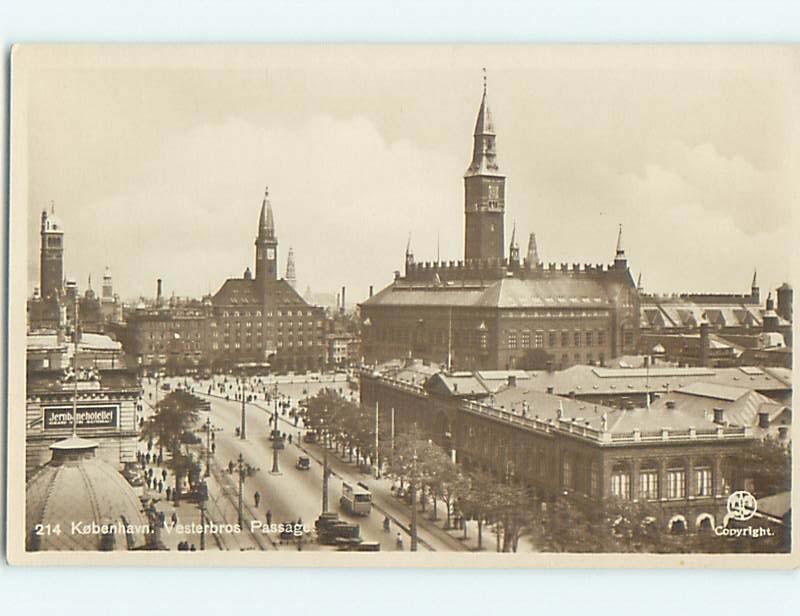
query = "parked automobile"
(296, 456, 311, 471)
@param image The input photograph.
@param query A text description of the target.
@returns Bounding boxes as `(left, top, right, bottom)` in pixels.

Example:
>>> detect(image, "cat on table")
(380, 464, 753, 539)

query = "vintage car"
(296, 456, 311, 471)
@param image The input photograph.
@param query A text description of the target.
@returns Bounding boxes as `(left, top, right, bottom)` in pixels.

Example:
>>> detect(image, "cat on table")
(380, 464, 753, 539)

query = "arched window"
(669, 515, 687, 534)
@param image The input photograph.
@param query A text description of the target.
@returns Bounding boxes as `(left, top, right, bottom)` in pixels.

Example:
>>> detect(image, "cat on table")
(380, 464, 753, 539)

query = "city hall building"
(360, 80, 640, 371)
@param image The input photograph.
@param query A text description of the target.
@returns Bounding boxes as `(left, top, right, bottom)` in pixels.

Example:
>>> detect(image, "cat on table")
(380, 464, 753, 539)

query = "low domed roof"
(26, 437, 149, 551)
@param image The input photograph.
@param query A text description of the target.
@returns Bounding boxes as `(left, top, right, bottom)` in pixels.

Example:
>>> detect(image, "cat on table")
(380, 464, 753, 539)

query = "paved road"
(146, 377, 416, 552)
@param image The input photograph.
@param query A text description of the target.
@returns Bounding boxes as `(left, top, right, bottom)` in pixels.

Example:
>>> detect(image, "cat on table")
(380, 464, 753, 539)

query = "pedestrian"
(166, 486, 171, 500)
(254, 491, 260, 508)
(162, 469, 167, 482)
(211, 442, 216, 454)
(157, 453, 163, 465)
(228, 461, 234, 474)
(190, 544, 196, 552)
(288, 434, 292, 445)
(158, 480, 163, 493)
(171, 512, 178, 526)
(266, 510, 272, 526)
(145, 452, 151, 464)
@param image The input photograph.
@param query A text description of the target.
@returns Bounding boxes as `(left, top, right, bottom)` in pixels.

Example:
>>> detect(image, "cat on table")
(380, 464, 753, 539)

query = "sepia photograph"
(6, 44, 797, 566)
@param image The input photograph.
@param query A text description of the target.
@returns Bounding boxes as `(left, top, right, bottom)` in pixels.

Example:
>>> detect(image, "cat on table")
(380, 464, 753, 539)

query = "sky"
(19, 45, 797, 304)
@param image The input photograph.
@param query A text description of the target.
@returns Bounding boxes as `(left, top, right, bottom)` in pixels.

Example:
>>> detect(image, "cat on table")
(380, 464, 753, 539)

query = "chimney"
(341, 286, 346, 313)
(507, 375, 517, 387)
(157, 278, 163, 306)
(713, 407, 724, 424)
(758, 411, 770, 429)
(699, 321, 709, 367)
(546, 386, 554, 395)
(369, 285, 374, 298)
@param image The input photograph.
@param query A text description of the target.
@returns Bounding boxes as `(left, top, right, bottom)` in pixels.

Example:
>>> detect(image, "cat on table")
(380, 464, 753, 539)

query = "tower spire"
(614, 224, 627, 270)
(509, 221, 520, 264)
(255, 186, 278, 284)
(286, 246, 297, 289)
(258, 186, 275, 239)
(464, 69, 506, 263)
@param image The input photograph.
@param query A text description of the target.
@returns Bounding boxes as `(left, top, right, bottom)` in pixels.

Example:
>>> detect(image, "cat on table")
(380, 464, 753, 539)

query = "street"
(144, 375, 453, 552)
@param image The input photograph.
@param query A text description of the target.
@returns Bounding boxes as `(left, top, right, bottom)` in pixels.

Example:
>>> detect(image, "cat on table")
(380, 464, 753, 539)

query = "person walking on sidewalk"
(171, 512, 178, 527)
(254, 491, 261, 508)
(162, 469, 167, 482)
(266, 510, 272, 526)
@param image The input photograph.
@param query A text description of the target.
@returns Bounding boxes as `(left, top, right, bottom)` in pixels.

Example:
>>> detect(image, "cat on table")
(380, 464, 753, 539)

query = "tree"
(734, 438, 791, 498)
(140, 390, 200, 503)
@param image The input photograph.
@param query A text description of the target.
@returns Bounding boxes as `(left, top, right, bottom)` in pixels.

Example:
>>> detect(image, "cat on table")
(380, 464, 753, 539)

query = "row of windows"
(610, 465, 716, 500)
(507, 329, 607, 349)
(220, 309, 316, 318)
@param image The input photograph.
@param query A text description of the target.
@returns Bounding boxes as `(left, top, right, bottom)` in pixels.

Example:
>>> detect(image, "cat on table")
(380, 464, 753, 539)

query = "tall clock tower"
(464, 73, 506, 263)
(255, 187, 278, 286)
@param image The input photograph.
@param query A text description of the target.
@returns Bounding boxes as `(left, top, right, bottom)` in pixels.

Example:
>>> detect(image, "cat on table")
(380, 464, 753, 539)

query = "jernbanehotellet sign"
(43, 406, 118, 430)
(6, 44, 798, 568)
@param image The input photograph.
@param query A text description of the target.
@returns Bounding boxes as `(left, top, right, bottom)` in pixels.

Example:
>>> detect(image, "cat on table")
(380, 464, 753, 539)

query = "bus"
(340, 481, 372, 516)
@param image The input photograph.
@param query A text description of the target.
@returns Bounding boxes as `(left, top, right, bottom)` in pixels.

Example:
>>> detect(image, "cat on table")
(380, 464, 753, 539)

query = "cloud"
(31, 114, 466, 301)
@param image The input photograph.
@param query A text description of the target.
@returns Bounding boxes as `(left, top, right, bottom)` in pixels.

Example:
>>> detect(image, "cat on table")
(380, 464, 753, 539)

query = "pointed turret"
(286, 246, 297, 289)
(636, 272, 643, 292)
(405, 234, 415, 275)
(258, 186, 276, 240)
(526, 232, 540, 267)
(255, 186, 278, 285)
(509, 222, 520, 264)
(614, 224, 627, 270)
(750, 268, 760, 304)
(465, 69, 501, 178)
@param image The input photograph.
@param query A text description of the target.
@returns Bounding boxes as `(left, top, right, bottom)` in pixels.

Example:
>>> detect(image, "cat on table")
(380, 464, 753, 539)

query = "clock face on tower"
(267, 248, 275, 259)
